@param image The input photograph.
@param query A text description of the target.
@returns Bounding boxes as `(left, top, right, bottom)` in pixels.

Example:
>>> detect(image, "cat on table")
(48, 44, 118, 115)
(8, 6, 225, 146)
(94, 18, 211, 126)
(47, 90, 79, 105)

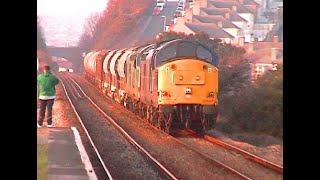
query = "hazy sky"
(37, 0, 109, 47)
(37, 0, 108, 17)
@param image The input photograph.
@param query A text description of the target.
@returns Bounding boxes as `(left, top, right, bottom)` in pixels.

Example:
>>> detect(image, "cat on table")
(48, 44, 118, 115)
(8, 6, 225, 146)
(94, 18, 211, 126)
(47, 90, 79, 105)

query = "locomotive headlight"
(208, 91, 214, 97)
(171, 64, 176, 70)
(161, 90, 168, 96)
(195, 76, 200, 80)
(179, 75, 183, 80)
(185, 87, 192, 94)
(203, 65, 208, 70)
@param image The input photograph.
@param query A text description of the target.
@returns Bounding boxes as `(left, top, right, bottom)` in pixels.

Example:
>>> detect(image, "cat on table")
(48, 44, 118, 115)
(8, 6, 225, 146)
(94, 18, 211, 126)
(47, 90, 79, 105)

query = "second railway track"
(172, 129, 283, 180)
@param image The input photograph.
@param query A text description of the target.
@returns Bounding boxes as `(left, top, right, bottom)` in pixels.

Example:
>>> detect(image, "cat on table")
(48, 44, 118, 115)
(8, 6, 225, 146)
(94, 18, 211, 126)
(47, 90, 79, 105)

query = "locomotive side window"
(197, 46, 213, 63)
(157, 45, 176, 64)
(143, 64, 146, 90)
(177, 42, 196, 57)
(128, 66, 131, 86)
(151, 50, 157, 69)
(149, 70, 153, 92)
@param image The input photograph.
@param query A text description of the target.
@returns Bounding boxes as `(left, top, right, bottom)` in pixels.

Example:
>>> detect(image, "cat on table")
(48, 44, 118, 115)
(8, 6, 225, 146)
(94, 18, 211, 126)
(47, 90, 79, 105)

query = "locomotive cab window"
(197, 46, 213, 63)
(177, 42, 196, 57)
(156, 45, 176, 65)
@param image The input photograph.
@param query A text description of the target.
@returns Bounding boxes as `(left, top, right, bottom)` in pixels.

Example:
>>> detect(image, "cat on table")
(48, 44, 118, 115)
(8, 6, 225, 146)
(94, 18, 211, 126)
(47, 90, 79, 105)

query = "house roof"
(201, 7, 248, 22)
(208, 0, 254, 14)
(185, 22, 234, 38)
(243, 0, 259, 6)
(193, 15, 240, 29)
(209, 0, 259, 6)
(245, 48, 283, 64)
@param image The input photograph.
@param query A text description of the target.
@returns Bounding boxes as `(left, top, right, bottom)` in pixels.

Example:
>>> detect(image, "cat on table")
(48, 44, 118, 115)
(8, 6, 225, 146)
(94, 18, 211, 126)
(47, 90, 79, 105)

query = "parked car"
(189, 0, 194, 8)
(153, 6, 161, 16)
(156, 4, 164, 11)
(157, 0, 166, 7)
(176, 6, 184, 13)
(174, 11, 182, 17)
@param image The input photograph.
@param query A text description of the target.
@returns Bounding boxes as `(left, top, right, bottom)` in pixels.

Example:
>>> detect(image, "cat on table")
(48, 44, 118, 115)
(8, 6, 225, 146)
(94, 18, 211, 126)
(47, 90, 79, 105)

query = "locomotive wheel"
(151, 110, 158, 126)
(133, 101, 139, 115)
(143, 105, 147, 119)
(120, 99, 124, 107)
(163, 113, 173, 134)
(146, 106, 152, 123)
(185, 116, 190, 129)
(127, 98, 133, 110)
(157, 115, 165, 130)
(185, 109, 190, 129)
(202, 114, 217, 130)
(185, 107, 194, 129)
(201, 114, 210, 131)
(139, 103, 147, 119)
(138, 102, 143, 118)
(210, 113, 218, 128)
(178, 106, 185, 123)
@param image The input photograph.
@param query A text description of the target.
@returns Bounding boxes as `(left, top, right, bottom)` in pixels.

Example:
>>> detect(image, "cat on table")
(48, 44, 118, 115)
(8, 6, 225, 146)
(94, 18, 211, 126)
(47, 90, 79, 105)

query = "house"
(169, 17, 235, 43)
(244, 35, 283, 81)
(192, 15, 244, 44)
(208, 0, 256, 30)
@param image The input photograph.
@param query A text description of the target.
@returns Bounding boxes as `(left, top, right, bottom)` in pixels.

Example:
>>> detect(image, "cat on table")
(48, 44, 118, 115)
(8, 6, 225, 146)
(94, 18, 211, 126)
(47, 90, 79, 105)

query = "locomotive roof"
(154, 39, 219, 67)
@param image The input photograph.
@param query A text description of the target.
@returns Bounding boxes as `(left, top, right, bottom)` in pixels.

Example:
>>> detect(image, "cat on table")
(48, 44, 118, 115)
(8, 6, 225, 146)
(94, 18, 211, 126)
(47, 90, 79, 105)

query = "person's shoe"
(47, 124, 55, 128)
(37, 124, 42, 128)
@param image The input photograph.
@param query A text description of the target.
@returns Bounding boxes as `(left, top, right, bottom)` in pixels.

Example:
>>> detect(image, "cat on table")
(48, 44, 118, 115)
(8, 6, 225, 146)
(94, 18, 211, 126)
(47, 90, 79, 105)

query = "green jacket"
(37, 72, 59, 97)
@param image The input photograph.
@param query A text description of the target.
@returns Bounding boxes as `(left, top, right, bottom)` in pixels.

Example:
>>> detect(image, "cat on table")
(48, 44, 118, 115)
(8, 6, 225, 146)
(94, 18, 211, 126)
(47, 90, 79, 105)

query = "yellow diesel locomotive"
(84, 39, 219, 133)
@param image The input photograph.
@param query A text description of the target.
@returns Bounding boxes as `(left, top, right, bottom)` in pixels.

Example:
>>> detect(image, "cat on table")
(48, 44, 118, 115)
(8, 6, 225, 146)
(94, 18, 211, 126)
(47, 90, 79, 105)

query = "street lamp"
(161, 15, 166, 32)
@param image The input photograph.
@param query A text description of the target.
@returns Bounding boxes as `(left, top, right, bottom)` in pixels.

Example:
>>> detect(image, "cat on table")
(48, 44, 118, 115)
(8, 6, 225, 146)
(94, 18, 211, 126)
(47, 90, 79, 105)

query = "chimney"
(185, 8, 193, 22)
(193, 0, 201, 15)
(232, 6, 237, 12)
(225, 12, 230, 19)
(200, 0, 208, 8)
(217, 21, 223, 28)
(247, 42, 254, 54)
(273, 35, 279, 43)
(164, 25, 170, 32)
(177, 17, 185, 24)
(238, 37, 245, 46)
(271, 48, 277, 60)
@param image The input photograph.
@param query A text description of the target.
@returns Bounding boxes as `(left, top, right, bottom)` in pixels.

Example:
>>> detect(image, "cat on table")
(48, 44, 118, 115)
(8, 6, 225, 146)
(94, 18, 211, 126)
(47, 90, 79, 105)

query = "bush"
(219, 65, 283, 138)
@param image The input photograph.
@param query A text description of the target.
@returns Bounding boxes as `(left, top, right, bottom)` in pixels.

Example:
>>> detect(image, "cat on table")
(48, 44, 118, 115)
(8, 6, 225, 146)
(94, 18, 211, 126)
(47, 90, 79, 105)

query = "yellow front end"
(158, 59, 218, 106)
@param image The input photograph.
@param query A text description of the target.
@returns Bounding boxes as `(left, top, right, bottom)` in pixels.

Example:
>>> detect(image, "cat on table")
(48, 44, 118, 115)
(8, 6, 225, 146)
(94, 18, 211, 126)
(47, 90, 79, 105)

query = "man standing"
(37, 65, 59, 128)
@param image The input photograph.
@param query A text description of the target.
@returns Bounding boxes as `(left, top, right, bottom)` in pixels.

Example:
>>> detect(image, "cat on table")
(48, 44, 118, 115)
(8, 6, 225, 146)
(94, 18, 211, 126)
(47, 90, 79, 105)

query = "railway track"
(202, 132, 283, 174)
(57, 72, 176, 179)
(58, 72, 277, 179)
(172, 129, 283, 179)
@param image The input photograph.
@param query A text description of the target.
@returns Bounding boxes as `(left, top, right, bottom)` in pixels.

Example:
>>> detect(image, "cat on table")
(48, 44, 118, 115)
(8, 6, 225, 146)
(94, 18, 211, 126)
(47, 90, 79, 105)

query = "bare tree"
(37, 16, 47, 50)
(79, 12, 102, 51)
(84, 12, 102, 37)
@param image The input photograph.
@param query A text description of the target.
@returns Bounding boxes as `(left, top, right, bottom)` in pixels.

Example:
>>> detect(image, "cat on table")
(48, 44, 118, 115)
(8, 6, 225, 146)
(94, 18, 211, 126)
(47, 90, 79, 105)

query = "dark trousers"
(38, 99, 55, 125)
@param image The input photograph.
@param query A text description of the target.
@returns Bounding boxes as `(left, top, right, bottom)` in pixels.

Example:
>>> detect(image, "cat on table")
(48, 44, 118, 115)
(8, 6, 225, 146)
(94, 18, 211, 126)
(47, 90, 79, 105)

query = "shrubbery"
(218, 65, 283, 138)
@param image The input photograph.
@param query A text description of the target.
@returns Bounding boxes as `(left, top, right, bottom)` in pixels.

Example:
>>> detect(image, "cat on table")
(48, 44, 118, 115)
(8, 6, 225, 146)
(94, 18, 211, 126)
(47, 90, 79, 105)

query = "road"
(132, 1, 179, 45)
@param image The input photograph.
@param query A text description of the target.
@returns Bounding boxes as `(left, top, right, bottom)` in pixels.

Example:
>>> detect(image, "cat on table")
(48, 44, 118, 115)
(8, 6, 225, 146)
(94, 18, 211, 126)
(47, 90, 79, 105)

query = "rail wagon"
(83, 39, 219, 133)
